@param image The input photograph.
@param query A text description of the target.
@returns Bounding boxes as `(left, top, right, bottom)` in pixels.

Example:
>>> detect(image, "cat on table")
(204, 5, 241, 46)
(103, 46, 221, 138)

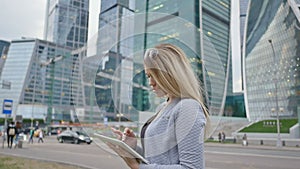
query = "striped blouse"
(139, 98, 206, 169)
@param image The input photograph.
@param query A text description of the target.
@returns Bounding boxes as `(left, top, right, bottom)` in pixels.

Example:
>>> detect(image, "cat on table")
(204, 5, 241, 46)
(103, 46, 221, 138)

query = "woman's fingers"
(111, 127, 123, 140)
(124, 127, 135, 137)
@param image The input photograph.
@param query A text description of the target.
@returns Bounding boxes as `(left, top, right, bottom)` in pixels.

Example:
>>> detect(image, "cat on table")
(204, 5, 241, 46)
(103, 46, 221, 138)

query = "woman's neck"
(167, 96, 176, 104)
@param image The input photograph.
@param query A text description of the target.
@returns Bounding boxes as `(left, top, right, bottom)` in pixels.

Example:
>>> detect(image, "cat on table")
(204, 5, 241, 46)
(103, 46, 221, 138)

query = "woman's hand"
(107, 142, 140, 169)
(122, 156, 140, 169)
(111, 127, 137, 149)
(110, 128, 140, 169)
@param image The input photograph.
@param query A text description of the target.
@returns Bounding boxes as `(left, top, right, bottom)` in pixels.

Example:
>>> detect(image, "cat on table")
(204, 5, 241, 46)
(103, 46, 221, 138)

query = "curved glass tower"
(243, 0, 300, 121)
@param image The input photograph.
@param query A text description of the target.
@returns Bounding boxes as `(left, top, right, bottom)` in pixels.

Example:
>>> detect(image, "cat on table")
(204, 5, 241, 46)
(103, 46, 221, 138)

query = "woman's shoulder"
(171, 98, 204, 115)
(177, 98, 201, 107)
(173, 98, 206, 123)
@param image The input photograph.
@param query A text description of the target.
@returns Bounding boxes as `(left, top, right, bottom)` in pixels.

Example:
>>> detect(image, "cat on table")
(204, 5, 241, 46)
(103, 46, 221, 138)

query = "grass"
(0, 154, 85, 169)
(240, 119, 298, 133)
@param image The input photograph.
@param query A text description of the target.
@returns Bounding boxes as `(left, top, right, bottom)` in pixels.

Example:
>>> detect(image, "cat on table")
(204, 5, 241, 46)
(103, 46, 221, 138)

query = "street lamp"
(268, 39, 282, 148)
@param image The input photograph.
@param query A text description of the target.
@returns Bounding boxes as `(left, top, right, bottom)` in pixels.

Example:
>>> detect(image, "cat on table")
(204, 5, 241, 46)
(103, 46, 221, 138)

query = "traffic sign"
(2, 99, 13, 114)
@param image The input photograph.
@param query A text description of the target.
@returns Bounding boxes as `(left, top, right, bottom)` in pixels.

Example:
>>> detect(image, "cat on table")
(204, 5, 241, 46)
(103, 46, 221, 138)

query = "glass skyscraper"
(243, 0, 300, 121)
(0, 40, 10, 78)
(80, 0, 136, 123)
(44, 0, 89, 49)
(0, 39, 82, 122)
(134, 0, 232, 117)
(83, 0, 246, 125)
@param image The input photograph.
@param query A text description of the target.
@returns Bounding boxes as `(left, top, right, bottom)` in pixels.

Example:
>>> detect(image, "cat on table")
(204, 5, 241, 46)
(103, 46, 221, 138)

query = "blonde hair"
(144, 43, 209, 119)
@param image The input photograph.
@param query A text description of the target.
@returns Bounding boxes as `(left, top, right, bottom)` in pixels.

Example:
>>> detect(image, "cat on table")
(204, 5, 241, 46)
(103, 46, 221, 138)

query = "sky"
(0, 0, 100, 42)
(0, 0, 47, 41)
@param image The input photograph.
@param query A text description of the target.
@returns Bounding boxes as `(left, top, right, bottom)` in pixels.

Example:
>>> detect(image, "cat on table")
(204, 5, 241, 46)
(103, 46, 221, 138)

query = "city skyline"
(0, 0, 242, 93)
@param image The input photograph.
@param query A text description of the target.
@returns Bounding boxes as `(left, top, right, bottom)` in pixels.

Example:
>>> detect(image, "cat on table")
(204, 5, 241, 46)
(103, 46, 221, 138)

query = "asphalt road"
(1, 136, 299, 169)
(205, 143, 300, 169)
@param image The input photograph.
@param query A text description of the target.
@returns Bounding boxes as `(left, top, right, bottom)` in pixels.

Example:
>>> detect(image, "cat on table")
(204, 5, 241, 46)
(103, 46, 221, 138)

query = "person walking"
(38, 130, 44, 143)
(28, 128, 34, 144)
(6, 122, 16, 148)
(218, 132, 222, 143)
(221, 132, 226, 143)
(111, 43, 209, 169)
(242, 133, 248, 146)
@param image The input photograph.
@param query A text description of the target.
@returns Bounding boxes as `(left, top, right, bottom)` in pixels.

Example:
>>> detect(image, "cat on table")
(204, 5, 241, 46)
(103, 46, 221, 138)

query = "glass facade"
(0, 39, 82, 122)
(87, 0, 240, 124)
(244, 0, 300, 121)
(240, 0, 249, 44)
(79, 0, 136, 123)
(133, 0, 232, 117)
(0, 40, 10, 77)
(45, 0, 89, 49)
(202, 0, 232, 116)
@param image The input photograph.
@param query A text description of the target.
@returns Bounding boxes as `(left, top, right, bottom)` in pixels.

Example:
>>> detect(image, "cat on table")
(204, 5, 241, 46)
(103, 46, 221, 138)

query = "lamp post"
(268, 39, 282, 148)
(31, 104, 34, 128)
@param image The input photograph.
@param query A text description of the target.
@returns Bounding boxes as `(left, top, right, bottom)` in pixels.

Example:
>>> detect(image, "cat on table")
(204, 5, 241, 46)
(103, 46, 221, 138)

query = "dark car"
(57, 130, 92, 144)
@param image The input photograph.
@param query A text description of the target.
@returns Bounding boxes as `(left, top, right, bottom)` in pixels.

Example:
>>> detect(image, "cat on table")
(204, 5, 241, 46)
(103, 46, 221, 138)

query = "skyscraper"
(0, 39, 82, 122)
(89, 0, 247, 125)
(44, 0, 89, 49)
(80, 0, 136, 123)
(134, 0, 232, 117)
(0, 40, 10, 78)
(243, 0, 300, 121)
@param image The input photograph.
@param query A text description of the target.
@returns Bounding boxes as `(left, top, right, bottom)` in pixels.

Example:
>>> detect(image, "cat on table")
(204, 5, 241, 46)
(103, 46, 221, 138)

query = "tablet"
(94, 133, 149, 164)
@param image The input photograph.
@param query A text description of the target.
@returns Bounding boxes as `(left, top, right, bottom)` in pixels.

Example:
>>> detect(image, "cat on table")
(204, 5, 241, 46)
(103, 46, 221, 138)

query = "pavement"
(204, 142, 300, 151)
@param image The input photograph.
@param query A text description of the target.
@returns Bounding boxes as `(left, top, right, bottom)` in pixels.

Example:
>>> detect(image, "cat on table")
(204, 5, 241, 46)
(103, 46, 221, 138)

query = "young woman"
(112, 43, 209, 169)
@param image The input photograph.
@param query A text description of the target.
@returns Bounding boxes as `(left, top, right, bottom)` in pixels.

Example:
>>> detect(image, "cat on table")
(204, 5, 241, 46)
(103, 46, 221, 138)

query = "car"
(57, 130, 92, 144)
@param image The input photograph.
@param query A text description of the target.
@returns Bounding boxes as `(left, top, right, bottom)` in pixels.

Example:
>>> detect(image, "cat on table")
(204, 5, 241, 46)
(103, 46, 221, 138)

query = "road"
(1, 136, 300, 169)
(205, 143, 300, 169)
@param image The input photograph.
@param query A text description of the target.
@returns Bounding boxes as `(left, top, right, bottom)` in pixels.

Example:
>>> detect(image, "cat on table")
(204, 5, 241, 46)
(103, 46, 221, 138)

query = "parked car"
(57, 130, 92, 144)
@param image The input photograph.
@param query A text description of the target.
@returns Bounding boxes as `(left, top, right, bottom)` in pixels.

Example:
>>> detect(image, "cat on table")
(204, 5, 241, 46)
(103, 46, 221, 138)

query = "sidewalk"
(205, 142, 300, 151)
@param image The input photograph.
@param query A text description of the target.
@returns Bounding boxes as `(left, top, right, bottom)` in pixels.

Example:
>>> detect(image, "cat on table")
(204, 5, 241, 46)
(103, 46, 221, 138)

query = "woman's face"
(145, 70, 166, 97)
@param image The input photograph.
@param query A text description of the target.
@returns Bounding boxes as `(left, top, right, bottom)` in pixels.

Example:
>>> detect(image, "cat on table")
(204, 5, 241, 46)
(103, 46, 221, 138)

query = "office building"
(0, 39, 83, 123)
(0, 40, 10, 78)
(44, 0, 89, 49)
(133, 0, 235, 118)
(79, 0, 136, 123)
(243, 0, 300, 121)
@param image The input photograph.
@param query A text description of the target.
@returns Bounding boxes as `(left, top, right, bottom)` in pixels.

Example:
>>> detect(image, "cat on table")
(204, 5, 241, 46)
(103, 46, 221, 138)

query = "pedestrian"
(218, 132, 222, 143)
(1, 127, 5, 149)
(221, 132, 226, 143)
(111, 43, 210, 169)
(242, 133, 248, 146)
(13, 121, 22, 148)
(38, 130, 44, 143)
(6, 121, 16, 148)
(28, 128, 34, 144)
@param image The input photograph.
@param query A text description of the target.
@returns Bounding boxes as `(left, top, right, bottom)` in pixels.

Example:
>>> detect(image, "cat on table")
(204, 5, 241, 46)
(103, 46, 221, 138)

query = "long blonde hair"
(144, 43, 209, 119)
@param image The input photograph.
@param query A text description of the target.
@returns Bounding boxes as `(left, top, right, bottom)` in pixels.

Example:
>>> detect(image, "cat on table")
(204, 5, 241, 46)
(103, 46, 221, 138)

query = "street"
(1, 136, 299, 169)
(205, 143, 300, 169)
